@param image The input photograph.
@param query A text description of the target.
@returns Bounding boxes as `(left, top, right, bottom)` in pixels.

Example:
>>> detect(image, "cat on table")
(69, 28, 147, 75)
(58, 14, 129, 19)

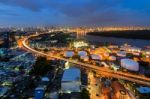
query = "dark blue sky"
(0, 0, 150, 27)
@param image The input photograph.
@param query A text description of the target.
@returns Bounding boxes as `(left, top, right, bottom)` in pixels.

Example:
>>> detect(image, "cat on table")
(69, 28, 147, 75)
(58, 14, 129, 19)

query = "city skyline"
(0, 0, 150, 27)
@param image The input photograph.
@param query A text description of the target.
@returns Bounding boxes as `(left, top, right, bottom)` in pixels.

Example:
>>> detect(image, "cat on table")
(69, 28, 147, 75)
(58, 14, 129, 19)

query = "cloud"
(45, 0, 121, 17)
(0, 0, 150, 26)
(0, 8, 20, 16)
(0, 0, 121, 13)
(0, 0, 44, 11)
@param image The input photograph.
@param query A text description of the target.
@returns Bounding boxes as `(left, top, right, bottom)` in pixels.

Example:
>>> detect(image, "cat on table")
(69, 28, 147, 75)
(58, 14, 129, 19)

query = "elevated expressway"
(22, 34, 150, 86)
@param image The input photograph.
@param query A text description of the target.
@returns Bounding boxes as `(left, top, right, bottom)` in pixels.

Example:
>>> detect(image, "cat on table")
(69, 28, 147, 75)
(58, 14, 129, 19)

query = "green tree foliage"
(72, 55, 80, 60)
(81, 88, 90, 99)
(30, 56, 53, 76)
(139, 95, 150, 99)
(43, 48, 48, 52)
(87, 30, 150, 40)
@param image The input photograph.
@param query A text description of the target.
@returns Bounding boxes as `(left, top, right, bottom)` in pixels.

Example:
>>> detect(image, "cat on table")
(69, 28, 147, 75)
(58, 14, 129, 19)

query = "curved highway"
(22, 34, 150, 86)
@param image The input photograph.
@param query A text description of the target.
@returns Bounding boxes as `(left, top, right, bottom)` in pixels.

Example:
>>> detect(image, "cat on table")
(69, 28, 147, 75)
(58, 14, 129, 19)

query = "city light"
(0, 0, 150, 99)
(73, 41, 88, 48)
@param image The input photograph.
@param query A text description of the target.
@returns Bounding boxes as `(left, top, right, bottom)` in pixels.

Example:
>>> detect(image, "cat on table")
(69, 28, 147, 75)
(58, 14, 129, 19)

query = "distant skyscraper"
(1, 32, 16, 48)
(3, 32, 10, 48)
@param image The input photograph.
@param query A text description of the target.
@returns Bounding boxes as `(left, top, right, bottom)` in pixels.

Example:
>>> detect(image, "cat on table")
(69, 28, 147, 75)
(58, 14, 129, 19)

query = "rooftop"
(62, 68, 80, 82)
(137, 86, 150, 94)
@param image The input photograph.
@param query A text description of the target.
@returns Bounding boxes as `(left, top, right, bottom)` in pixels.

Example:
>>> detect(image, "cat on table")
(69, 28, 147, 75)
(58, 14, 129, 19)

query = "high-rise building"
(0, 32, 16, 48)
(3, 32, 10, 48)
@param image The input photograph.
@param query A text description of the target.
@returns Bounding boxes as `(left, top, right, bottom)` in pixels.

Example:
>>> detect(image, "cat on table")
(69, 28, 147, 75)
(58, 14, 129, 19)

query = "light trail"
(22, 34, 150, 86)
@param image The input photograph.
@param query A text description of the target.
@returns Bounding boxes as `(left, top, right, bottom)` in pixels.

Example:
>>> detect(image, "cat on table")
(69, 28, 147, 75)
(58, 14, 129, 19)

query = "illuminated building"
(73, 41, 88, 48)
(121, 59, 139, 71)
(61, 68, 81, 93)
(117, 51, 126, 57)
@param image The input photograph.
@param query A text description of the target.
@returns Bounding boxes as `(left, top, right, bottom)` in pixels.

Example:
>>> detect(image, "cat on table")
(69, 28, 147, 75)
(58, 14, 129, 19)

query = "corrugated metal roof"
(62, 68, 80, 82)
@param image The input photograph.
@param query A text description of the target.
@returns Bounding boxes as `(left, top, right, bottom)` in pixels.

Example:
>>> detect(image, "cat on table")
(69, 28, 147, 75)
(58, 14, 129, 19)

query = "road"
(88, 72, 101, 99)
(22, 34, 150, 86)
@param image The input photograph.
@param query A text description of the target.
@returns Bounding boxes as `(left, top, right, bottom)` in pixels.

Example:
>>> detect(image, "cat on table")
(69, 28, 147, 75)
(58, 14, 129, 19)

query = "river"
(84, 35, 150, 47)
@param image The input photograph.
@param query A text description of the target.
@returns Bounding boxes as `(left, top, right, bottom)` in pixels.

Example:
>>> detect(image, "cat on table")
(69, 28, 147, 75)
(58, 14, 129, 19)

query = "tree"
(19, 66, 24, 70)
(43, 48, 48, 52)
(72, 55, 80, 60)
(30, 56, 53, 76)
(81, 88, 90, 99)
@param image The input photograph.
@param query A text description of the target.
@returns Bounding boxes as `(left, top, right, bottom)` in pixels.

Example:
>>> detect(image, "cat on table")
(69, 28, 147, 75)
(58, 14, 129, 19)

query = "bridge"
(22, 33, 150, 86)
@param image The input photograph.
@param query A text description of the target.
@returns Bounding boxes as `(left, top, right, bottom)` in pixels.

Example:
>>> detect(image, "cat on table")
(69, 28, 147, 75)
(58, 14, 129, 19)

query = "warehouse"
(61, 68, 81, 93)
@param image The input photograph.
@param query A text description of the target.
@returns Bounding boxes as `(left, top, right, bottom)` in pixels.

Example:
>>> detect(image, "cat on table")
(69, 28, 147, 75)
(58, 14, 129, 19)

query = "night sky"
(0, 0, 150, 27)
